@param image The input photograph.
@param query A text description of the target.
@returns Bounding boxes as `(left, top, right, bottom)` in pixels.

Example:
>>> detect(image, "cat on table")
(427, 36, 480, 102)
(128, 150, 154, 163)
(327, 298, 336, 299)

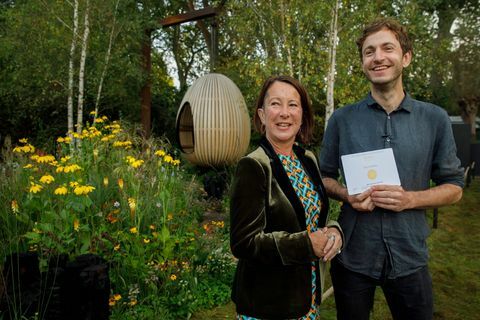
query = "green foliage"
(0, 115, 234, 319)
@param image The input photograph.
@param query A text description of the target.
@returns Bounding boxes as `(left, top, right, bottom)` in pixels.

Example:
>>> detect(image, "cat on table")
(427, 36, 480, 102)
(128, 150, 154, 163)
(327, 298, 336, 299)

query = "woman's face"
(258, 81, 303, 149)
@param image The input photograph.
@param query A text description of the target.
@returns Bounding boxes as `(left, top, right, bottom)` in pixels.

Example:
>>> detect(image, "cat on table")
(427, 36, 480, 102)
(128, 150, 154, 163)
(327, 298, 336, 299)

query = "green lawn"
(193, 178, 480, 320)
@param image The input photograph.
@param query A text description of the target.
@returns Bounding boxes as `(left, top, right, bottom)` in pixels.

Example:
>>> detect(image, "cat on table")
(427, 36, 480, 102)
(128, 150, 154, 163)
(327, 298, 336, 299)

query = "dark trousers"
(330, 259, 433, 320)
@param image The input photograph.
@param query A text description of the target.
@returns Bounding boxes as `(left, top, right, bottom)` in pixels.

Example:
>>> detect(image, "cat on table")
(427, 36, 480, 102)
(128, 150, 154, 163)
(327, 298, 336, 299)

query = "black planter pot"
(0, 253, 110, 320)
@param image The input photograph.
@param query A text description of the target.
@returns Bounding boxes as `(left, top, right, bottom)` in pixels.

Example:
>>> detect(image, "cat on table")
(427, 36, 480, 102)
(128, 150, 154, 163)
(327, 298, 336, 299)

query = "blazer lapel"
(259, 138, 307, 230)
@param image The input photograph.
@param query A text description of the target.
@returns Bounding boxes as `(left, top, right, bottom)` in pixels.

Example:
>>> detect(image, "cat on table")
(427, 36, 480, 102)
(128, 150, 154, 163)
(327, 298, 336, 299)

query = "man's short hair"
(356, 17, 413, 60)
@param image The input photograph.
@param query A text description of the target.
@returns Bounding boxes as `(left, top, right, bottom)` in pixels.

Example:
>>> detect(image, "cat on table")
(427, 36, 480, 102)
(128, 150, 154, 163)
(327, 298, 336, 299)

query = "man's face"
(361, 28, 411, 86)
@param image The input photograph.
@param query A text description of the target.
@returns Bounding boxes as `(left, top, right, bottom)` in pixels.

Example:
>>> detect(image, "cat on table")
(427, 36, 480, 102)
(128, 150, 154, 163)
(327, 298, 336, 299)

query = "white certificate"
(341, 148, 401, 195)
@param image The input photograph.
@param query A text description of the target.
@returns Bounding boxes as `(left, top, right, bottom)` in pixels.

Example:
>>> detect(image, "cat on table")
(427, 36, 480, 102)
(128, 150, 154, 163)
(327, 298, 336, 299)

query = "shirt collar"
(365, 91, 414, 113)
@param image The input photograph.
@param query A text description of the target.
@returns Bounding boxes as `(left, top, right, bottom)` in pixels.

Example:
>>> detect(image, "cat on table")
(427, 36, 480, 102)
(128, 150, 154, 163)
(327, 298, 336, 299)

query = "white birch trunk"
(325, 0, 340, 131)
(94, 0, 120, 121)
(67, 0, 79, 138)
(76, 0, 90, 135)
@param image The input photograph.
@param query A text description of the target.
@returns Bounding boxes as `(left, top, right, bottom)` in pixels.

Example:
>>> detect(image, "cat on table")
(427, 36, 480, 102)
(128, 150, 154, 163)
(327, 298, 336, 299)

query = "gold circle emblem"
(367, 169, 377, 180)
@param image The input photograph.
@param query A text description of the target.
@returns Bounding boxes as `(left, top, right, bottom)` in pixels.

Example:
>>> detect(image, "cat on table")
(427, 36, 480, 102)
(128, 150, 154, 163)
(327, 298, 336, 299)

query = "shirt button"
(386, 138, 391, 142)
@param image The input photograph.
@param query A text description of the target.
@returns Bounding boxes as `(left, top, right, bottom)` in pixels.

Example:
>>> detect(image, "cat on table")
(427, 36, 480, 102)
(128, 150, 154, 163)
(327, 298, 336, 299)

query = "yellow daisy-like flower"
(60, 156, 71, 163)
(167, 214, 173, 221)
(31, 154, 55, 164)
(172, 159, 180, 166)
(128, 299, 138, 307)
(89, 110, 97, 116)
(23, 164, 34, 169)
(163, 155, 173, 163)
(29, 183, 43, 194)
(73, 185, 95, 195)
(69, 181, 79, 188)
(19, 138, 28, 143)
(39, 174, 55, 184)
(154, 150, 166, 157)
(143, 238, 150, 244)
(103, 177, 109, 186)
(170, 274, 177, 281)
(94, 117, 104, 123)
(57, 137, 65, 143)
(129, 227, 138, 234)
(131, 160, 144, 168)
(117, 178, 124, 190)
(11, 200, 19, 214)
(54, 186, 68, 195)
(63, 164, 82, 173)
(113, 244, 120, 251)
(73, 219, 80, 231)
(149, 224, 156, 230)
(64, 136, 72, 144)
(13, 144, 35, 153)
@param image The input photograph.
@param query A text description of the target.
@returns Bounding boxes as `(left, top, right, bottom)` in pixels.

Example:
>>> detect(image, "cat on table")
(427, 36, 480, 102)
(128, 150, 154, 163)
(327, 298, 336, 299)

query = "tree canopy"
(0, 0, 478, 149)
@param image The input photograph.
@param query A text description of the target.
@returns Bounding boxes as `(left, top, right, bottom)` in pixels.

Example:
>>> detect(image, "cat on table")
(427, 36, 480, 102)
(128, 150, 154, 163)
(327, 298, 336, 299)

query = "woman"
(230, 75, 343, 319)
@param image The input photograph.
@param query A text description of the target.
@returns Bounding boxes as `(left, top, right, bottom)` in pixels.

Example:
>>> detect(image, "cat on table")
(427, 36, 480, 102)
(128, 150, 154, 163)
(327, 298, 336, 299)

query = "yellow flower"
(31, 154, 56, 164)
(128, 198, 136, 210)
(131, 160, 144, 168)
(117, 178, 124, 190)
(56, 166, 64, 173)
(154, 150, 166, 157)
(69, 181, 79, 188)
(103, 177, 109, 186)
(94, 117, 104, 123)
(73, 185, 95, 195)
(63, 164, 82, 173)
(172, 159, 180, 166)
(128, 299, 138, 307)
(113, 244, 120, 251)
(149, 224, 156, 230)
(113, 141, 132, 149)
(54, 186, 68, 195)
(29, 183, 43, 194)
(170, 274, 177, 281)
(129, 227, 138, 234)
(109, 294, 122, 307)
(89, 110, 97, 116)
(57, 137, 65, 143)
(60, 156, 71, 163)
(64, 136, 72, 143)
(73, 219, 80, 231)
(167, 214, 173, 221)
(13, 144, 35, 153)
(19, 138, 28, 143)
(163, 155, 173, 163)
(11, 200, 19, 214)
(23, 164, 34, 169)
(39, 174, 55, 184)
(143, 238, 150, 244)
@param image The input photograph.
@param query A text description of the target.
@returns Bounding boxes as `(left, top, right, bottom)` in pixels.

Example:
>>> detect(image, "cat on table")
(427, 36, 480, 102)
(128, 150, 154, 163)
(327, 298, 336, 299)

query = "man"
(319, 18, 464, 320)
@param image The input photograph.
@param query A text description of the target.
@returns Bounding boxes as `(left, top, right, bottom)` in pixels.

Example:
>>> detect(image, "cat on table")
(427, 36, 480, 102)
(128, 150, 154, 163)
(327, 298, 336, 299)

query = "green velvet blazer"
(230, 138, 342, 319)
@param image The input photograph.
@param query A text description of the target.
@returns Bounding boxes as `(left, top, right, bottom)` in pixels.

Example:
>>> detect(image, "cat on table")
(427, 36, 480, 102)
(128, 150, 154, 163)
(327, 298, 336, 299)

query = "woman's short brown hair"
(356, 17, 413, 61)
(252, 75, 314, 145)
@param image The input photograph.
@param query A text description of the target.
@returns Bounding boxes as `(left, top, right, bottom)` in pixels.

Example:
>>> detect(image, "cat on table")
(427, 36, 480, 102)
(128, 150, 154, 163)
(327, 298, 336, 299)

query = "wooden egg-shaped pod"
(176, 73, 251, 166)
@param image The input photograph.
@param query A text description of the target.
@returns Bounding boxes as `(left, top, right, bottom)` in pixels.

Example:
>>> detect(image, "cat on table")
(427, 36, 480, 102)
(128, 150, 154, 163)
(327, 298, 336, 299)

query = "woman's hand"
(308, 228, 329, 258)
(321, 227, 343, 262)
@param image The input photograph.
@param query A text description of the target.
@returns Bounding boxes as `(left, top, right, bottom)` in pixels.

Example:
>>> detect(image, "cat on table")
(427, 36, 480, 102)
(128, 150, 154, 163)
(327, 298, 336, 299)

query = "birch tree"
(325, 0, 340, 129)
(67, 0, 79, 136)
(76, 0, 90, 135)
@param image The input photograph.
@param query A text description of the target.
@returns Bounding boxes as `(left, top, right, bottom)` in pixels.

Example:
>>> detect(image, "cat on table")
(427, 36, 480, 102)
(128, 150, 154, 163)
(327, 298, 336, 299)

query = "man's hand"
(309, 228, 329, 258)
(370, 184, 413, 212)
(347, 189, 375, 212)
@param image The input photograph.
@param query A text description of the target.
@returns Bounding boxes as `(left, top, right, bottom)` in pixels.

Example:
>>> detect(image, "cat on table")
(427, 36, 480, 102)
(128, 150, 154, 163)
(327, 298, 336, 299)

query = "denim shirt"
(319, 93, 464, 279)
